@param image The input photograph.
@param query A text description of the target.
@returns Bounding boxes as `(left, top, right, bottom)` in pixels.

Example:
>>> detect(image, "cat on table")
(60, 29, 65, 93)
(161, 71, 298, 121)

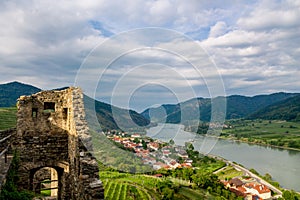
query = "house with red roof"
(244, 183, 271, 199)
(148, 142, 159, 151)
(162, 149, 171, 156)
(223, 178, 271, 199)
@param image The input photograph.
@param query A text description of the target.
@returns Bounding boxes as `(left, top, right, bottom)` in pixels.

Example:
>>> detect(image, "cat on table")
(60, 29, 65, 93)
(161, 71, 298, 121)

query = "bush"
(0, 151, 34, 200)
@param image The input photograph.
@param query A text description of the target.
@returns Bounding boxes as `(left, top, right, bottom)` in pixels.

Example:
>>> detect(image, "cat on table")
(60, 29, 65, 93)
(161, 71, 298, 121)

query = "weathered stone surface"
(7, 87, 104, 200)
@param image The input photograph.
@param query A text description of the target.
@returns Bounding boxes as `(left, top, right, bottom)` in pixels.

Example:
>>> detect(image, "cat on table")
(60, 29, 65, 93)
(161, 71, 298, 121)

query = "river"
(146, 123, 300, 191)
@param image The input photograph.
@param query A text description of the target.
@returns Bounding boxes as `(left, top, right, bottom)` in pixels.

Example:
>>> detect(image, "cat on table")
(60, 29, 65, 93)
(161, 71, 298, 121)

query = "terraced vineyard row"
(101, 172, 163, 200)
(103, 179, 156, 200)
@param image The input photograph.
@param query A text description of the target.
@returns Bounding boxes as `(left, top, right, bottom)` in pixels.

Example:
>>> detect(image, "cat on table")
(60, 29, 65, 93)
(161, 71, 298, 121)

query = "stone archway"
(30, 166, 64, 199)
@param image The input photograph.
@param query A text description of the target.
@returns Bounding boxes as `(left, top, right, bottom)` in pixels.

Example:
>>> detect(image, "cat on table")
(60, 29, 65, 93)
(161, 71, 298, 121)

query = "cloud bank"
(0, 0, 299, 111)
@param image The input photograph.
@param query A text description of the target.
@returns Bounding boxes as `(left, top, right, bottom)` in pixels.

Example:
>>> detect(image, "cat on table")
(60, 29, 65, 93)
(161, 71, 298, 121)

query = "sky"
(0, 0, 300, 112)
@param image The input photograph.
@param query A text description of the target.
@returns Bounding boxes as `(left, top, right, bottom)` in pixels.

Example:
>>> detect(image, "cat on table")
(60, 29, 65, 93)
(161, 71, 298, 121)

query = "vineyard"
(100, 171, 216, 200)
(101, 172, 161, 200)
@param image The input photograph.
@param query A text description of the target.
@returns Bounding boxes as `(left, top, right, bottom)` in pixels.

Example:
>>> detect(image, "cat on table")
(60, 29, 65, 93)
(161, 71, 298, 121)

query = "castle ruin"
(11, 87, 104, 199)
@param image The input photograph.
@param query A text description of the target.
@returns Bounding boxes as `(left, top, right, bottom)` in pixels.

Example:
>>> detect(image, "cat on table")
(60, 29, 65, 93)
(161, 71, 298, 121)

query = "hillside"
(0, 81, 41, 107)
(84, 95, 150, 132)
(0, 81, 150, 131)
(247, 94, 300, 121)
(141, 93, 298, 123)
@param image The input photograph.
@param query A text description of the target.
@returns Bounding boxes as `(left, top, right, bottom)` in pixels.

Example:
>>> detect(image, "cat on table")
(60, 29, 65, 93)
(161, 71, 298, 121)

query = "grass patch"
(178, 187, 215, 200)
(0, 107, 17, 130)
(40, 189, 51, 196)
(216, 166, 243, 180)
(223, 119, 300, 149)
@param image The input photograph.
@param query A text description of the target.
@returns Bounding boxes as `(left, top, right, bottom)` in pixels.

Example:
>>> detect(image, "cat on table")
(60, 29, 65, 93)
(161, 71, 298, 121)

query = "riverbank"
(221, 119, 300, 150)
(216, 135, 300, 152)
(147, 123, 300, 191)
(209, 153, 300, 198)
(202, 134, 300, 152)
(208, 154, 283, 196)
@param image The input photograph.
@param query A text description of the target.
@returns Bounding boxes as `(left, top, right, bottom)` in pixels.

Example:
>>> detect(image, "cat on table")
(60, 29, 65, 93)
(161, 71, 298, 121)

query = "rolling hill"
(0, 81, 41, 107)
(84, 95, 150, 132)
(0, 81, 150, 131)
(247, 94, 300, 121)
(141, 92, 299, 123)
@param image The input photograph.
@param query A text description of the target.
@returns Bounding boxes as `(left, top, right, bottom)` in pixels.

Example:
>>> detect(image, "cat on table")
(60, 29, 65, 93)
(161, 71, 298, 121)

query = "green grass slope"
(84, 95, 150, 132)
(0, 107, 17, 130)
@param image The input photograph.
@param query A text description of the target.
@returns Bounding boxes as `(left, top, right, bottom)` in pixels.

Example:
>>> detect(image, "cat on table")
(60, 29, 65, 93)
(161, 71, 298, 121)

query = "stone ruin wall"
(13, 87, 103, 200)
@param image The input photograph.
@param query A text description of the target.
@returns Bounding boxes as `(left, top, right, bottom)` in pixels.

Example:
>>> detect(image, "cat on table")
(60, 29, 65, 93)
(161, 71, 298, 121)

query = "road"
(208, 154, 283, 196)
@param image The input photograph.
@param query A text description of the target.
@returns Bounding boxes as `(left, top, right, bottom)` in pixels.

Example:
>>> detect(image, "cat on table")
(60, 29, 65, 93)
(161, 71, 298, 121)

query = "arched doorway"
(31, 167, 61, 198)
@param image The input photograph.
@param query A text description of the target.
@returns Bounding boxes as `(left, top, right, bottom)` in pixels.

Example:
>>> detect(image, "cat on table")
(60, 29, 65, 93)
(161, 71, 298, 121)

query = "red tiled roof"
(245, 183, 270, 194)
(237, 186, 246, 193)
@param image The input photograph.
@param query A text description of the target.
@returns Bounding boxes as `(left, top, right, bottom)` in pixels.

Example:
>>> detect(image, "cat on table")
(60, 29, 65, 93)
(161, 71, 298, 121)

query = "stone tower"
(14, 87, 103, 199)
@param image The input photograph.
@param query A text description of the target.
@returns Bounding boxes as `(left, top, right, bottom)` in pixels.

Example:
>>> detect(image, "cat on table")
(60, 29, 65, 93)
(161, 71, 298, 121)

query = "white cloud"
(0, 0, 299, 110)
(0, 0, 106, 89)
(209, 21, 227, 38)
(237, 0, 300, 30)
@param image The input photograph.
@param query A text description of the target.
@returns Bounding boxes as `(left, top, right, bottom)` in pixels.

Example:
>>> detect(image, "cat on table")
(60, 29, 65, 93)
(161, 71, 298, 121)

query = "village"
(104, 131, 277, 200)
(105, 131, 193, 170)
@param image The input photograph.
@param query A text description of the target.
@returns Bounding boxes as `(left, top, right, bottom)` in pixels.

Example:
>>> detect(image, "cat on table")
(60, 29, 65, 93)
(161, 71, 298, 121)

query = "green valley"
(222, 119, 300, 150)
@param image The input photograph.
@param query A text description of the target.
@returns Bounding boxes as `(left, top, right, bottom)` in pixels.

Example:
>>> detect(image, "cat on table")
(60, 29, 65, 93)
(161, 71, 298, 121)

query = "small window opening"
(44, 102, 55, 113)
(32, 108, 38, 118)
(63, 108, 68, 119)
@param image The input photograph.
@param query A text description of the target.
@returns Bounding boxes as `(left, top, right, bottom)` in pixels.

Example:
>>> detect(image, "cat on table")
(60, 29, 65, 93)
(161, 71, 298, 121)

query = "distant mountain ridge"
(0, 81, 41, 107)
(247, 94, 300, 121)
(141, 92, 299, 123)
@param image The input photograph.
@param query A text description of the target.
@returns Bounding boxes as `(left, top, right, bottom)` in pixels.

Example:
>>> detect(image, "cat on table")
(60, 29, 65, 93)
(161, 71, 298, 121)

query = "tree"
(133, 138, 140, 144)
(264, 173, 272, 181)
(186, 143, 194, 151)
(222, 189, 230, 199)
(207, 186, 213, 194)
(182, 168, 194, 181)
(216, 186, 222, 195)
(283, 190, 292, 200)
(191, 171, 219, 189)
(157, 180, 177, 200)
(161, 187, 174, 200)
(142, 140, 147, 149)
(177, 156, 184, 164)
(169, 139, 175, 146)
